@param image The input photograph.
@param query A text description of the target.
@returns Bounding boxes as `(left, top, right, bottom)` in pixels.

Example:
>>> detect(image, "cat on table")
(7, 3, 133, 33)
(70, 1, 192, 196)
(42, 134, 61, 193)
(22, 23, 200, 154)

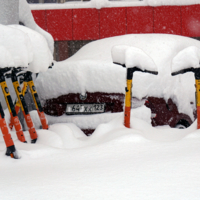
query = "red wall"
(32, 5, 200, 41)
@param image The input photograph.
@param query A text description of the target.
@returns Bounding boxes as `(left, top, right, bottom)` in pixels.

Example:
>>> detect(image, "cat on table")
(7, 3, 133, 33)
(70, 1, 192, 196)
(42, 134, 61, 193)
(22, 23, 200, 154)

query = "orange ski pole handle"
(195, 79, 200, 129)
(123, 67, 158, 128)
(11, 70, 38, 143)
(0, 70, 26, 143)
(124, 68, 133, 128)
(25, 72, 48, 130)
(9, 82, 28, 130)
(124, 79, 132, 128)
(0, 102, 19, 159)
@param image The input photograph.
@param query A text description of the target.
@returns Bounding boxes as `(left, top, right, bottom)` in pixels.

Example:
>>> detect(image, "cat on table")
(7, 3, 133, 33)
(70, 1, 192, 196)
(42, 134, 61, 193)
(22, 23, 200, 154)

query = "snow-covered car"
(35, 34, 198, 134)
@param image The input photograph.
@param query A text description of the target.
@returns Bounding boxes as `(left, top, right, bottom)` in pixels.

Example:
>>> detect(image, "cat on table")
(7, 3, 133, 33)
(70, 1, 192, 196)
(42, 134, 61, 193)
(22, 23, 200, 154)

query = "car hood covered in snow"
(35, 34, 200, 120)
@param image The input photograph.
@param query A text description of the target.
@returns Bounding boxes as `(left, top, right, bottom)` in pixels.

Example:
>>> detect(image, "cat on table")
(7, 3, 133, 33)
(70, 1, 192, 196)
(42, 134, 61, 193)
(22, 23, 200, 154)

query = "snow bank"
(1, 102, 200, 199)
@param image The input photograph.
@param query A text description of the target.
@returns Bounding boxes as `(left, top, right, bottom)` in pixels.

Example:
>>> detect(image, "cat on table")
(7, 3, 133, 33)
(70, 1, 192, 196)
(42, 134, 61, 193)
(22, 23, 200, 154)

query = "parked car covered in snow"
(35, 34, 198, 134)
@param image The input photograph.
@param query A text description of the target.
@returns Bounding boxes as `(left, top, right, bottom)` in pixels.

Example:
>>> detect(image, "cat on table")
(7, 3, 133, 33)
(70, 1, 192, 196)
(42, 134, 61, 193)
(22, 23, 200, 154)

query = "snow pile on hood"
(19, 0, 54, 54)
(36, 34, 200, 120)
(0, 24, 53, 72)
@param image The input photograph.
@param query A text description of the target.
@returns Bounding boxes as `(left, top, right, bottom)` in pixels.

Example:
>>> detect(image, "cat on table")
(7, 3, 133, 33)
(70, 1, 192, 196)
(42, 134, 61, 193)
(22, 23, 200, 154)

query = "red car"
(36, 34, 198, 134)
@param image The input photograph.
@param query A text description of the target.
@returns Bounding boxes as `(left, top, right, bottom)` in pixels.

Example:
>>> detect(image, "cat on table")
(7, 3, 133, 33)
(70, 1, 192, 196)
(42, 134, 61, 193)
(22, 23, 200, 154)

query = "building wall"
(0, 0, 19, 25)
(31, 5, 200, 61)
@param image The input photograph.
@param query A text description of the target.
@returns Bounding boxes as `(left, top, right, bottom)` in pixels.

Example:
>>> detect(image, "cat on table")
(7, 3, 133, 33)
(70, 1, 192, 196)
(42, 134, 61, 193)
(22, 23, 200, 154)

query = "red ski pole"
(0, 68, 26, 143)
(25, 72, 48, 130)
(11, 69, 38, 143)
(0, 102, 19, 159)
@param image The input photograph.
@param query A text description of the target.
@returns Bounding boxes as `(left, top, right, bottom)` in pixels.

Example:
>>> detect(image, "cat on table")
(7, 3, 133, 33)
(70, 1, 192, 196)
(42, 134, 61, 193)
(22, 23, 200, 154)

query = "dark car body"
(43, 94, 195, 134)
(145, 97, 194, 128)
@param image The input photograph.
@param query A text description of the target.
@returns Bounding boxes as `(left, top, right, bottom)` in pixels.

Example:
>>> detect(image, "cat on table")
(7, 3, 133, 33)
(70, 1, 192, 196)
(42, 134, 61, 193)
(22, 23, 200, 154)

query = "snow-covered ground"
(0, 107, 200, 200)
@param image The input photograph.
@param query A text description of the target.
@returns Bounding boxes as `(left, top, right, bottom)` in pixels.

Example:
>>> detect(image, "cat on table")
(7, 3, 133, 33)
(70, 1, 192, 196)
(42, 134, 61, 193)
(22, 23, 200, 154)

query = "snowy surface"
(112, 45, 157, 71)
(0, 107, 200, 199)
(30, 0, 200, 10)
(0, 24, 33, 68)
(36, 34, 199, 121)
(172, 46, 200, 73)
(10, 25, 53, 73)
(0, 24, 52, 72)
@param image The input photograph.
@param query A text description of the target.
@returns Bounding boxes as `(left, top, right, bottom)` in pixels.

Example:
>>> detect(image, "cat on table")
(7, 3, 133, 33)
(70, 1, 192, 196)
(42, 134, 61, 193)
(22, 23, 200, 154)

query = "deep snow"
(0, 107, 200, 200)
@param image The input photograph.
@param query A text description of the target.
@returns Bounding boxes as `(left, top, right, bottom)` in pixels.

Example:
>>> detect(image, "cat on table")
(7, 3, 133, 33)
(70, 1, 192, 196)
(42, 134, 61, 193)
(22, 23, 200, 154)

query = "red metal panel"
(100, 7, 126, 39)
(46, 9, 72, 41)
(154, 6, 181, 35)
(31, 10, 47, 31)
(182, 5, 200, 37)
(73, 9, 99, 40)
(127, 6, 153, 34)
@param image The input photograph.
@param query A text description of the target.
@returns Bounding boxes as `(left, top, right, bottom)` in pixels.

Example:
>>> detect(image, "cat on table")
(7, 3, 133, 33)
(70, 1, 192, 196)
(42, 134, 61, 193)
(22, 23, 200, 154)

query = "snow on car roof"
(36, 34, 200, 120)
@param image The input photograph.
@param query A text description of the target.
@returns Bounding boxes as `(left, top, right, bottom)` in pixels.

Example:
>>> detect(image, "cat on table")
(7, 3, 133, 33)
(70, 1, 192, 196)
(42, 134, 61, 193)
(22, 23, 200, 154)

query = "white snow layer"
(112, 45, 157, 71)
(19, 0, 54, 54)
(0, 106, 200, 199)
(10, 25, 53, 73)
(29, 0, 200, 10)
(0, 24, 53, 72)
(172, 46, 200, 73)
(36, 34, 199, 120)
(0, 24, 33, 68)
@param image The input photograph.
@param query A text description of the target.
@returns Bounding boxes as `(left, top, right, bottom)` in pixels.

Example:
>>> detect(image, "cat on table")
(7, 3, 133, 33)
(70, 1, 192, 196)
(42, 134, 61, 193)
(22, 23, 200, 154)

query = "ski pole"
(11, 68, 38, 143)
(0, 68, 26, 143)
(0, 102, 19, 159)
(24, 71, 48, 129)
(9, 81, 28, 130)
(124, 67, 158, 128)
(124, 68, 133, 128)
(111, 45, 158, 128)
(195, 68, 200, 129)
(172, 67, 200, 129)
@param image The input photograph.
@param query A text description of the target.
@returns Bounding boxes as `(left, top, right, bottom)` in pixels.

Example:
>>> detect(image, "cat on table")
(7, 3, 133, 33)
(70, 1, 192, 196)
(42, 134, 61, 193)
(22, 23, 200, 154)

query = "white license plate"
(66, 103, 105, 115)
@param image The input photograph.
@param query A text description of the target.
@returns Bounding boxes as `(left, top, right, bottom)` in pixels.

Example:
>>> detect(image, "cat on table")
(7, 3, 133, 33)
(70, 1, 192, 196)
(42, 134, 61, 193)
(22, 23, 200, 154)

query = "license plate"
(66, 103, 105, 115)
